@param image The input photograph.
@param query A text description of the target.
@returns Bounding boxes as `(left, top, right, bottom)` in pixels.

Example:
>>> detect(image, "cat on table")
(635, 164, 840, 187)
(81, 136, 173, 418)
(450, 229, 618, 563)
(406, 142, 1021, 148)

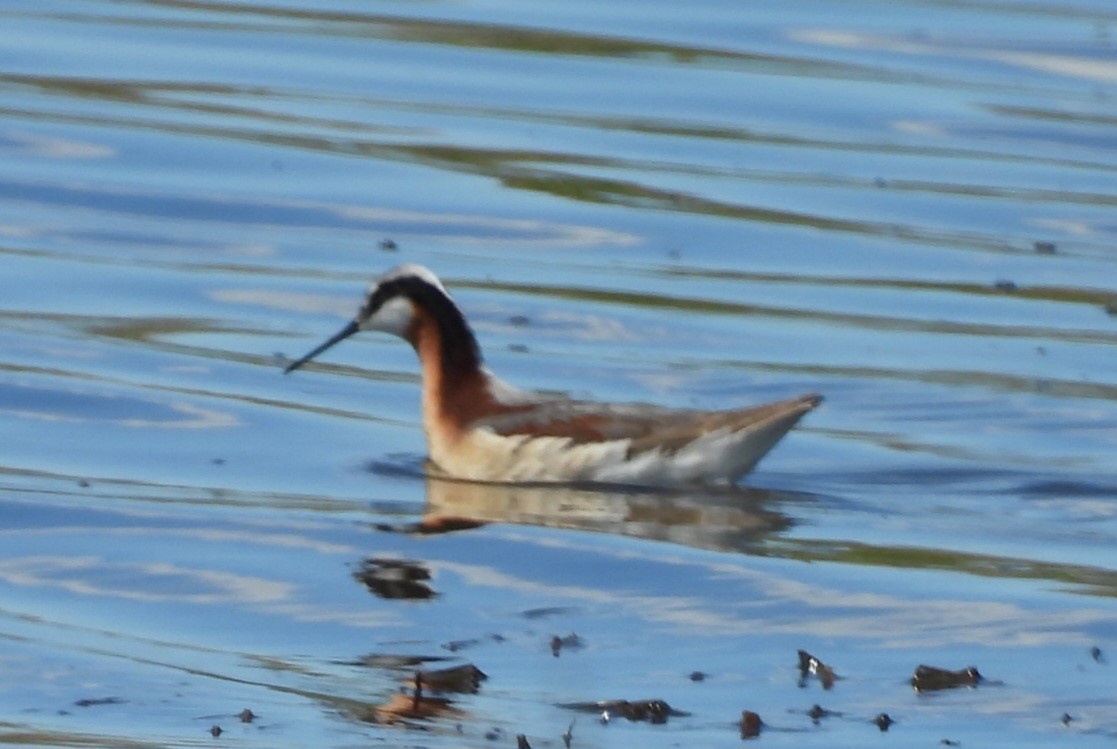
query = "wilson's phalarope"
(285, 264, 821, 486)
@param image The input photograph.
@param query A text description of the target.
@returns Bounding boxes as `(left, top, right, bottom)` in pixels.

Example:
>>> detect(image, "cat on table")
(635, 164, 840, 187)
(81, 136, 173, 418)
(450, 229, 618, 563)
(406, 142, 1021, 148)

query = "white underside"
(430, 422, 788, 487)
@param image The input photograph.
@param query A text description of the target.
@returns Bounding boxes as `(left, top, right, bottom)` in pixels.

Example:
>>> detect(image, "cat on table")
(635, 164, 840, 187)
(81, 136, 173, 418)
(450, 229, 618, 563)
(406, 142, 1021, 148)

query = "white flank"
(432, 429, 631, 484)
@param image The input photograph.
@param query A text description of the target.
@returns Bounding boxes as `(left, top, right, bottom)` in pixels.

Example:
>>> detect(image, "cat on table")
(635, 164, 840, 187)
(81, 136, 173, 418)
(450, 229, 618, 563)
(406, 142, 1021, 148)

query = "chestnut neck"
(400, 287, 488, 435)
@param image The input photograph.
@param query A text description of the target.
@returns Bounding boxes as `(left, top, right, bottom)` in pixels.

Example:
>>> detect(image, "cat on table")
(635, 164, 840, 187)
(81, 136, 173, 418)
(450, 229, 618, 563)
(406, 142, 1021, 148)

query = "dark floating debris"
(238, 708, 255, 723)
(911, 664, 983, 692)
(1034, 240, 1057, 254)
(688, 670, 707, 682)
(516, 734, 532, 749)
(797, 649, 837, 690)
(561, 720, 574, 748)
(374, 517, 487, 535)
(807, 703, 840, 723)
(993, 279, 1018, 293)
(551, 633, 584, 657)
(353, 557, 436, 600)
(874, 712, 894, 732)
(379, 238, 398, 252)
(560, 699, 685, 724)
(1090, 645, 1106, 664)
(940, 739, 961, 746)
(425, 517, 485, 534)
(73, 697, 125, 708)
(354, 653, 451, 669)
(1062, 712, 1074, 726)
(408, 664, 487, 694)
(209, 725, 222, 737)
(509, 314, 530, 327)
(521, 606, 576, 620)
(739, 710, 762, 739)
(77, 479, 90, 488)
(441, 634, 505, 652)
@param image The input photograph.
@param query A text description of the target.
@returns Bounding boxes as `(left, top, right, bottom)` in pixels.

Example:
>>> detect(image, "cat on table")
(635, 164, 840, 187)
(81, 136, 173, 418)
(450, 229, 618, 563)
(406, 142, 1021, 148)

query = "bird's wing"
(476, 393, 822, 453)
(474, 399, 676, 443)
(625, 393, 822, 457)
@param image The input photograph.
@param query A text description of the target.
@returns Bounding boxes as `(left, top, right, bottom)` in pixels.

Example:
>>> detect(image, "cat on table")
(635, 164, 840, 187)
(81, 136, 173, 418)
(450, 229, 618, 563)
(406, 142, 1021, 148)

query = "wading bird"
(285, 264, 820, 486)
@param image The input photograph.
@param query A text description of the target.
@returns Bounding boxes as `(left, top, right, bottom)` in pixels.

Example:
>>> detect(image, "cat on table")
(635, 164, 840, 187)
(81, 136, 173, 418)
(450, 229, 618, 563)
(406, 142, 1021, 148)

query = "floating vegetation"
(353, 557, 437, 600)
(797, 649, 837, 690)
(911, 664, 983, 692)
(739, 710, 762, 739)
(560, 699, 685, 724)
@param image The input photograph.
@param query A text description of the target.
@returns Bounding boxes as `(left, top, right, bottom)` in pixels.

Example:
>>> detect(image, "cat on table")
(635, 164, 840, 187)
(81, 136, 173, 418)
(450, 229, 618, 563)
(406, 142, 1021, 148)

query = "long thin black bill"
(284, 320, 360, 374)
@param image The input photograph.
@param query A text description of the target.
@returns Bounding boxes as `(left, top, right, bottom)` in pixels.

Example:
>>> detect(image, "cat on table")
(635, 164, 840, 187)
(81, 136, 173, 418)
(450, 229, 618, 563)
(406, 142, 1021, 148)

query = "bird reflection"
(385, 475, 798, 553)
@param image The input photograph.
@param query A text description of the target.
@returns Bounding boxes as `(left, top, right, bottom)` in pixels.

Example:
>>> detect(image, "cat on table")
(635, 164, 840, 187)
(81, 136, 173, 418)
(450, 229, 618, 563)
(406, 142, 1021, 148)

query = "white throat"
(363, 295, 414, 337)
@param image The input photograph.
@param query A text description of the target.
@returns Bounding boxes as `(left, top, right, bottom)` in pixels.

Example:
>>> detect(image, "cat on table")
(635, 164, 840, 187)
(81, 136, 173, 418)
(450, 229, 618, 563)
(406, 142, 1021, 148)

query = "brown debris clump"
(407, 663, 488, 694)
(739, 710, 762, 739)
(797, 649, 837, 689)
(375, 516, 487, 535)
(353, 557, 437, 600)
(911, 664, 983, 692)
(561, 698, 683, 724)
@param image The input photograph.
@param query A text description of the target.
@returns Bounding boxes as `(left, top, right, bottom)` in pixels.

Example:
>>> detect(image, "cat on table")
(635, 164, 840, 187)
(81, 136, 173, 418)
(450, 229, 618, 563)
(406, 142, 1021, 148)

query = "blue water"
(2, 1, 1116, 747)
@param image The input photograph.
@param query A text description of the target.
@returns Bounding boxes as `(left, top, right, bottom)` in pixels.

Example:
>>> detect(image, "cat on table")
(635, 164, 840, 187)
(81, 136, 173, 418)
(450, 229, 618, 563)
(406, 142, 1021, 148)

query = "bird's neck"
(407, 302, 488, 445)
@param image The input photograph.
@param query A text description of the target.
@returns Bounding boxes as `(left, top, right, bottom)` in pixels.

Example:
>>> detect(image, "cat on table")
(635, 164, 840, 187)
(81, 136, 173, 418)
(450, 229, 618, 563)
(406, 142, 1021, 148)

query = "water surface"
(2, 1, 1116, 747)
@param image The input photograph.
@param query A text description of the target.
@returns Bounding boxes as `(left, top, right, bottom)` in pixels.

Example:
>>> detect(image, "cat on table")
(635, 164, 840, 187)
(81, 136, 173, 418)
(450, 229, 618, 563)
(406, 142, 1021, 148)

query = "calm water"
(2, 1, 1117, 747)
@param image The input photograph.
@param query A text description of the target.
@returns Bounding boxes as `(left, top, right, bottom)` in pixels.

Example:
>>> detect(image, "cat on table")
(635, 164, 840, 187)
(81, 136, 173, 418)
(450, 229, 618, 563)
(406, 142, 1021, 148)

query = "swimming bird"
(284, 264, 821, 486)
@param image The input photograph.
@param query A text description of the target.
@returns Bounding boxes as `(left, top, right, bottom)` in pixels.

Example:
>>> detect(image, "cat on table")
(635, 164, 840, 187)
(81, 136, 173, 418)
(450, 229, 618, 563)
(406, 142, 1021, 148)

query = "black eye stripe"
(362, 279, 405, 317)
